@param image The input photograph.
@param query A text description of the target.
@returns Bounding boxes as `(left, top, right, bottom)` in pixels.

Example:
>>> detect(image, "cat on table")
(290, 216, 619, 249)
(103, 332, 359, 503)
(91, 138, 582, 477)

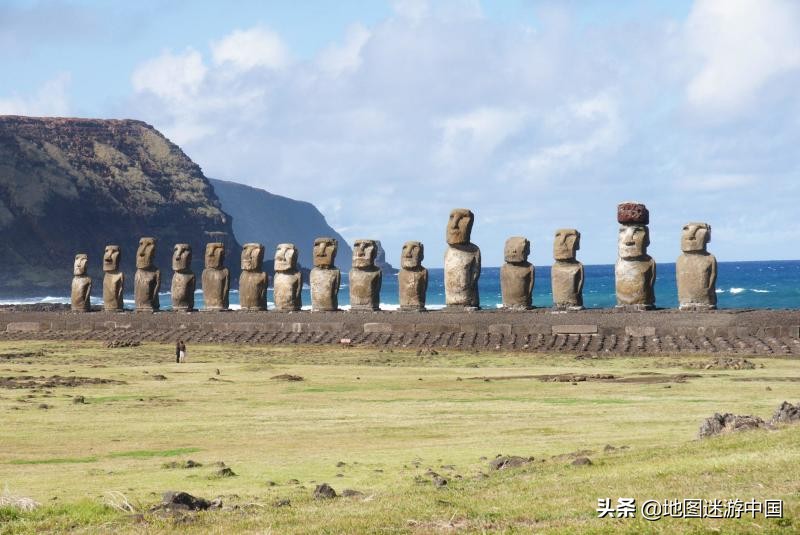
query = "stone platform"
(1, 308, 799, 356)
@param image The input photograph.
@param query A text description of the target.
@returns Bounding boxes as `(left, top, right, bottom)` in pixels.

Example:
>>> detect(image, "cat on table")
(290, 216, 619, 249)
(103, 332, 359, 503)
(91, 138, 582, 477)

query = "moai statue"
(500, 236, 534, 310)
(398, 241, 427, 311)
(71, 253, 92, 312)
(134, 237, 160, 312)
(273, 243, 302, 312)
(615, 202, 656, 310)
(202, 242, 230, 311)
(310, 237, 340, 312)
(102, 245, 124, 311)
(677, 222, 717, 310)
(171, 244, 195, 311)
(239, 243, 267, 311)
(444, 208, 481, 310)
(349, 239, 382, 311)
(551, 229, 584, 310)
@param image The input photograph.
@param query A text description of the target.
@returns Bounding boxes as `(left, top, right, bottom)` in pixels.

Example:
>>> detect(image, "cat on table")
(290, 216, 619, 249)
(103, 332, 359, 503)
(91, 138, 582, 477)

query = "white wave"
(729, 287, 745, 294)
(751, 289, 771, 293)
(715, 289, 724, 293)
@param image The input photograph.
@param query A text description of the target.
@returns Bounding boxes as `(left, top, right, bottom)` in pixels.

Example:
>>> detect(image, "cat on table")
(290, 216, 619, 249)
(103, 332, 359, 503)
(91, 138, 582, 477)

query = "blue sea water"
(4, 260, 799, 310)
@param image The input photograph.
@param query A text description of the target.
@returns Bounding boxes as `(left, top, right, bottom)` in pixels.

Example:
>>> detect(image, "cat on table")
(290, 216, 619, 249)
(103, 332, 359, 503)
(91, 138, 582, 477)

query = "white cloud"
(686, 0, 800, 116)
(317, 24, 370, 75)
(674, 173, 755, 192)
(131, 48, 206, 101)
(123, 4, 800, 265)
(0, 73, 71, 116)
(211, 27, 288, 71)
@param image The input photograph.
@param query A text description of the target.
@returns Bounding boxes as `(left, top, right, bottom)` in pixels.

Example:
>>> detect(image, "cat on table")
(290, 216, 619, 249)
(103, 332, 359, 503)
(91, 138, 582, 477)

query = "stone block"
(625, 326, 655, 337)
(489, 324, 512, 336)
(7, 322, 42, 332)
(364, 322, 392, 334)
(552, 324, 598, 335)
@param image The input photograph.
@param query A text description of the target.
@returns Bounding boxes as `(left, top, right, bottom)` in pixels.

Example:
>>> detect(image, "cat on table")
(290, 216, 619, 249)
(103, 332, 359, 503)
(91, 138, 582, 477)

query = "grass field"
(0, 341, 798, 533)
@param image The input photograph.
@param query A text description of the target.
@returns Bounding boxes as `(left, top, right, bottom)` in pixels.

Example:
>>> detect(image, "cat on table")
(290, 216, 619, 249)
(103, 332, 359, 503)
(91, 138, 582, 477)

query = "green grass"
(0, 341, 798, 534)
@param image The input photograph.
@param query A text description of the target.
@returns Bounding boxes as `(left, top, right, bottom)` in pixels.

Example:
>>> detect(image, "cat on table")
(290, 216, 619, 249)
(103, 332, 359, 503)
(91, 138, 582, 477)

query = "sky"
(2, 0, 799, 267)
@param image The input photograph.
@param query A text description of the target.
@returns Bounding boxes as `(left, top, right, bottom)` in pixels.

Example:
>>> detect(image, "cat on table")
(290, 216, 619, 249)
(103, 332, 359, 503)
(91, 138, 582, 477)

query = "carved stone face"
(313, 237, 338, 268)
(681, 222, 711, 253)
(553, 228, 580, 261)
(241, 243, 264, 272)
(103, 245, 121, 272)
(274, 243, 298, 271)
(618, 225, 649, 259)
(136, 237, 156, 269)
(352, 239, 377, 269)
(446, 208, 474, 245)
(504, 236, 530, 263)
(401, 241, 424, 269)
(205, 242, 225, 269)
(172, 244, 192, 272)
(73, 254, 88, 276)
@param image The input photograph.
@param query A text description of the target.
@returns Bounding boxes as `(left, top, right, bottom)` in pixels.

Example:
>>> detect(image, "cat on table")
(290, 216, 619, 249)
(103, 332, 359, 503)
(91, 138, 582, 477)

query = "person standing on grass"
(179, 341, 187, 363)
(175, 340, 181, 363)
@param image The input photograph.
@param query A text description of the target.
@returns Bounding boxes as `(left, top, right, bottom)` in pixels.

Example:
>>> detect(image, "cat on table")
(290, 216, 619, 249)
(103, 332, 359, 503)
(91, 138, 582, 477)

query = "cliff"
(0, 116, 240, 294)
(209, 178, 353, 270)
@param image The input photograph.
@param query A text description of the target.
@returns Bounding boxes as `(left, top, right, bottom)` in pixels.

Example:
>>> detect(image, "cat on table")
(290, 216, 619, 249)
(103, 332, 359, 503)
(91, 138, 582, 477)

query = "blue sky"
(2, 0, 798, 267)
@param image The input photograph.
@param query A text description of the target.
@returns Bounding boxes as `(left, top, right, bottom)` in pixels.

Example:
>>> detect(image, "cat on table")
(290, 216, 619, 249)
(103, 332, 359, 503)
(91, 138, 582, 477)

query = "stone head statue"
(73, 254, 88, 276)
(618, 224, 650, 259)
(681, 222, 711, 253)
(274, 243, 298, 271)
(136, 237, 157, 269)
(504, 236, 530, 264)
(446, 208, 474, 246)
(241, 243, 264, 272)
(553, 228, 580, 261)
(401, 241, 424, 269)
(313, 237, 338, 268)
(352, 239, 377, 269)
(172, 244, 192, 272)
(205, 242, 225, 269)
(103, 245, 121, 272)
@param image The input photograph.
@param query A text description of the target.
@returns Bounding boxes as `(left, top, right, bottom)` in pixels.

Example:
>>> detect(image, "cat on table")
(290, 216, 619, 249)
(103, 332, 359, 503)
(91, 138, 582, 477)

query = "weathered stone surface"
(202, 242, 229, 311)
(698, 413, 767, 438)
(617, 201, 649, 225)
(551, 324, 597, 335)
(552, 228, 584, 310)
(273, 243, 302, 312)
(311, 237, 340, 311)
(444, 209, 481, 309)
(239, 243, 267, 311)
(102, 245, 124, 311)
(677, 222, 717, 310)
(501, 237, 533, 310)
(349, 239, 381, 311)
(71, 254, 91, 312)
(399, 241, 427, 311)
(170, 244, 195, 311)
(134, 237, 160, 312)
(615, 206, 655, 309)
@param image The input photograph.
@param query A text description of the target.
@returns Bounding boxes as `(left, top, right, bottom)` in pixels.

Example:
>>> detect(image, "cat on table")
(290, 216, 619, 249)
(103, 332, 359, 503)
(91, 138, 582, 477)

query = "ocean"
(3, 260, 799, 310)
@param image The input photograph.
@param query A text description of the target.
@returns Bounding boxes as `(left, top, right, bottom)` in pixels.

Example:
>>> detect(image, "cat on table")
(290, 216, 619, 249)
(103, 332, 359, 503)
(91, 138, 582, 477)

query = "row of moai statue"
(70, 202, 717, 313)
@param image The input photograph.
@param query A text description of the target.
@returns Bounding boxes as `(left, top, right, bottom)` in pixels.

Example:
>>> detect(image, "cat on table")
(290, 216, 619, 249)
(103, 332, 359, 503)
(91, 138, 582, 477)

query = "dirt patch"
(0, 375, 126, 389)
(105, 340, 141, 348)
(686, 358, 758, 370)
(732, 377, 800, 382)
(0, 350, 47, 360)
(270, 374, 304, 382)
(470, 373, 699, 384)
